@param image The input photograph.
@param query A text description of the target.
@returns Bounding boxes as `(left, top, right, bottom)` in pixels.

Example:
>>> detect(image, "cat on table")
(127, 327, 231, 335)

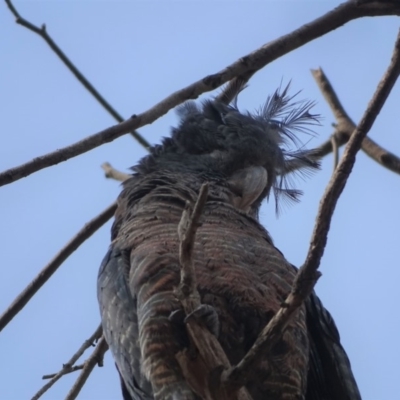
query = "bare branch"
(64, 336, 109, 400)
(223, 28, 400, 391)
(176, 184, 250, 400)
(31, 325, 103, 400)
(178, 183, 209, 297)
(331, 133, 339, 170)
(42, 365, 84, 380)
(361, 134, 400, 173)
(101, 162, 131, 182)
(0, 203, 116, 332)
(308, 129, 348, 160)
(311, 67, 400, 174)
(4, 0, 150, 148)
(305, 29, 400, 272)
(1, 1, 399, 188)
(311, 68, 353, 125)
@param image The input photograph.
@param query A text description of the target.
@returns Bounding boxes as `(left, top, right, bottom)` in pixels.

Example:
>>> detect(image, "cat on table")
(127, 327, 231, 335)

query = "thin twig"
(0, 203, 116, 332)
(330, 133, 339, 170)
(223, 28, 400, 392)
(31, 325, 103, 400)
(311, 67, 400, 174)
(311, 68, 353, 125)
(4, 0, 150, 148)
(176, 184, 251, 400)
(304, 29, 400, 282)
(64, 336, 109, 400)
(178, 183, 210, 297)
(42, 365, 84, 380)
(101, 162, 131, 182)
(308, 129, 348, 160)
(1, 1, 399, 188)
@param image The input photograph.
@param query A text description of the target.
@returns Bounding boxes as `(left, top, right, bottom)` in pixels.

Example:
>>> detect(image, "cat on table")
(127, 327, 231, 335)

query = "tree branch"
(4, 0, 150, 149)
(64, 336, 109, 400)
(31, 324, 103, 400)
(0, 203, 116, 332)
(222, 27, 400, 392)
(1, 0, 399, 188)
(215, 71, 255, 104)
(42, 365, 84, 380)
(101, 162, 131, 182)
(330, 133, 339, 170)
(178, 183, 209, 297)
(311, 67, 400, 174)
(176, 183, 250, 400)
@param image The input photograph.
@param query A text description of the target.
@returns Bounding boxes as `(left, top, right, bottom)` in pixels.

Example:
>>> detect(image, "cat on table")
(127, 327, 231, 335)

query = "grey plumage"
(98, 84, 361, 400)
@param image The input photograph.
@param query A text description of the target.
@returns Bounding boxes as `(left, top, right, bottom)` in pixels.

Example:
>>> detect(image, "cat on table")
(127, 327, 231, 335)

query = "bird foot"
(185, 304, 220, 337)
(169, 304, 220, 337)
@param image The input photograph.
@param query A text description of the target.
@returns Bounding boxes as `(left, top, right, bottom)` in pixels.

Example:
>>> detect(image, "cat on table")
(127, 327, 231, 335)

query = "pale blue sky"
(1, 1, 399, 399)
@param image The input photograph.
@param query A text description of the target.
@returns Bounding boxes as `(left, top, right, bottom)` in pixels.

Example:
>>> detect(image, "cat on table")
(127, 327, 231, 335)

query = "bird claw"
(168, 309, 185, 324)
(168, 305, 220, 337)
(184, 304, 220, 337)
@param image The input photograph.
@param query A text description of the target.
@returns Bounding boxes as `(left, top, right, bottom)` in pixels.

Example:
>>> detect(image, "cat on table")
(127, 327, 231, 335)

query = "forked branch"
(64, 336, 109, 400)
(31, 324, 103, 400)
(311, 67, 400, 174)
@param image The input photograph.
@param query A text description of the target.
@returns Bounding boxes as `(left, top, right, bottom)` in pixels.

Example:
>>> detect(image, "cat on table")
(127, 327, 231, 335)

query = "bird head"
(133, 82, 320, 215)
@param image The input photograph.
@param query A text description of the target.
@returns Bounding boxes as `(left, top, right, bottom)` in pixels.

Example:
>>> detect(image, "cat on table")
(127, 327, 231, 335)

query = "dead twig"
(330, 133, 339, 170)
(178, 183, 210, 297)
(64, 336, 109, 400)
(176, 183, 251, 400)
(31, 324, 103, 400)
(4, 0, 150, 149)
(311, 67, 400, 174)
(101, 162, 131, 182)
(222, 28, 400, 392)
(1, 1, 399, 188)
(42, 365, 84, 380)
(0, 203, 116, 332)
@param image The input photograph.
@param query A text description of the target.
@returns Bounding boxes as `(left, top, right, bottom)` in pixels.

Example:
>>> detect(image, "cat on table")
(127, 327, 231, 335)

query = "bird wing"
(98, 174, 200, 400)
(305, 292, 362, 400)
(98, 247, 153, 400)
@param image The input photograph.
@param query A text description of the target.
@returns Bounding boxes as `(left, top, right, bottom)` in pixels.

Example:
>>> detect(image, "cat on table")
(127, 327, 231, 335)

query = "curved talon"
(168, 309, 185, 324)
(184, 304, 220, 337)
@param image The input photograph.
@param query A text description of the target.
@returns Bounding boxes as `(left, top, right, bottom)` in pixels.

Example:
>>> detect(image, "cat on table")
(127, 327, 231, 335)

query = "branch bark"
(4, 0, 150, 149)
(311, 68, 400, 174)
(1, 0, 399, 187)
(101, 162, 131, 182)
(222, 27, 400, 392)
(330, 133, 339, 171)
(176, 184, 250, 400)
(215, 71, 255, 104)
(0, 203, 116, 332)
